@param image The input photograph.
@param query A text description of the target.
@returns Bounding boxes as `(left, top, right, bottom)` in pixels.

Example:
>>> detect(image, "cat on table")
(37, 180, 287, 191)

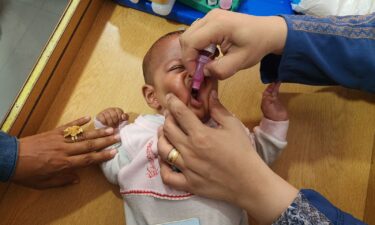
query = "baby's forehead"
(154, 35, 180, 55)
(151, 35, 181, 65)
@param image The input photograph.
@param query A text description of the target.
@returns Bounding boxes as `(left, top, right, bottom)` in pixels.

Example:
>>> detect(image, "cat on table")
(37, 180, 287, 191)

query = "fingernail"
(211, 90, 218, 99)
(109, 149, 118, 156)
(114, 134, 121, 141)
(105, 127, 114, 134)
(84, 116, 91, 120)
(121, 114, 127, 120)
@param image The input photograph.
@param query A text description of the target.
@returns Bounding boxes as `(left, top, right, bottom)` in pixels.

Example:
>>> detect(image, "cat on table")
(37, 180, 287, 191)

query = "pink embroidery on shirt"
(146, 140, 159, 178)
(120, 190, 193, 200)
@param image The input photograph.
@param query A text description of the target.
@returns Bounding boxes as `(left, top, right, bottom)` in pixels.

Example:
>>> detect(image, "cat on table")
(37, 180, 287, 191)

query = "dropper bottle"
(191, 44, 216, 99)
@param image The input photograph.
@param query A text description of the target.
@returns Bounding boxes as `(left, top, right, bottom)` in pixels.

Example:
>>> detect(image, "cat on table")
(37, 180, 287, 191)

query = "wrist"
(268, 16, 287, 55)
(235, 151, 298, 224)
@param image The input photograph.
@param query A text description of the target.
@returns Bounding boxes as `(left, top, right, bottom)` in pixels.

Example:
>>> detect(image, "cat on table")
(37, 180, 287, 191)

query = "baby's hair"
(142, 30, 184, 85)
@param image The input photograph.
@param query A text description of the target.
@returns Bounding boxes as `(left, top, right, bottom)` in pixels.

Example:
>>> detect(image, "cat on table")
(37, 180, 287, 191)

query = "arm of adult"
(261, 13, 375, 93)
(157, 91, 366, 225)
(181, 9, 375, 93)
(0, 116, 119, 189)
(158, 91, 298, 224)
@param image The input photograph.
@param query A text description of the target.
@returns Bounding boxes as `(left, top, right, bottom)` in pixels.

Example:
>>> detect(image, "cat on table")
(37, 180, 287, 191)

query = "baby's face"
(152, 36, 218, 122)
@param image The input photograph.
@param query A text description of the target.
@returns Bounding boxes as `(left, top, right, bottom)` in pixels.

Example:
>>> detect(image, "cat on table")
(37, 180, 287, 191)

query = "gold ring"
(64, 125, 84, 142)
(167, 148, 180, 165)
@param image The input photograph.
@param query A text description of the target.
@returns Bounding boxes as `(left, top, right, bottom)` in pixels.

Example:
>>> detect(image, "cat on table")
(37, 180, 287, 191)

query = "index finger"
(68, 134, 120, 155)
(59, 116, 91, 131)
(165, 93, 204, 136)
(180, 19, 213, 75)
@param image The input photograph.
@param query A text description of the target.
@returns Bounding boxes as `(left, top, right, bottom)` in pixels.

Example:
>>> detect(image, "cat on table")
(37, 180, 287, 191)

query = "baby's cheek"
(170, 83, 190, 105)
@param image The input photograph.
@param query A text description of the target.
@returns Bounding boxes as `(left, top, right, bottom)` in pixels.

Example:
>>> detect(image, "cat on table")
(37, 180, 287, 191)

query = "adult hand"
(158, 91, 298, 224)
(180, 9, 287, 80)
(12, 116, 120, 189)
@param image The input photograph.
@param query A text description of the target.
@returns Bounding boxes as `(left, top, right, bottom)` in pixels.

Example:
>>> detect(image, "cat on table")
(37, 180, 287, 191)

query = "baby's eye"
(169, 65, 185, 72)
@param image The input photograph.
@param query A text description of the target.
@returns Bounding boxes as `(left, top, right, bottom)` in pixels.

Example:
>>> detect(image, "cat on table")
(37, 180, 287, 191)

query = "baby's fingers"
(272, 82, 281, 97)
(263, 83, 275, 97)
(114, 108, 128, 121)
(97, 113, 107, 125)
(103, 111, 116, 127)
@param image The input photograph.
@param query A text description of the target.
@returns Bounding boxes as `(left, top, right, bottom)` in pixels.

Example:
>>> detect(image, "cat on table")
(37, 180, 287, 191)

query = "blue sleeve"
(260, 13, 375, 93)
(273, 189, 366, 225)
(0, 131, 19, 182)
(300, 189, 366, 225)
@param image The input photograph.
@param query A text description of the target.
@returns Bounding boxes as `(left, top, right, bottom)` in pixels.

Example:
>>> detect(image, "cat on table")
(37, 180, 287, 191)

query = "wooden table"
(0, 1, 374, 224)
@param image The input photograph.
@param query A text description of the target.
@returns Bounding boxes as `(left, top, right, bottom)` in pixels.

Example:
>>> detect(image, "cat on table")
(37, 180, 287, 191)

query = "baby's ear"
(142, 85, 161, 110)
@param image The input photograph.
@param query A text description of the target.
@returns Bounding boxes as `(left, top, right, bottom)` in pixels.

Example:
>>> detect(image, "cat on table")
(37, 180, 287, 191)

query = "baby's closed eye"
(168, 64, 185, 73)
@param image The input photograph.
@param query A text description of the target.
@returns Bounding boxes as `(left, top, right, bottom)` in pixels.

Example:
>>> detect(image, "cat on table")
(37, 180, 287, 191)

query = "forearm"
(239, 160, 366, 225)
(266, 16, 288, 55)
(235, 151, 298, 224)
(238, 153, 366, 225)
(261, 13, 375, 93)
(0, 132, 18, 182)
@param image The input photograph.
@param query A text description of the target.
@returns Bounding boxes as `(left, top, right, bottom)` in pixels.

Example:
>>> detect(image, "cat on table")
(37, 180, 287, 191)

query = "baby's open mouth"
(190, 95, 203, 108)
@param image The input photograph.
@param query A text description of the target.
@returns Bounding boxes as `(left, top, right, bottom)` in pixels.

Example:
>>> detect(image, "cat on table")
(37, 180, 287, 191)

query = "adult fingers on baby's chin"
(163, 115, 189, 150)
(160, 161, 188, 191)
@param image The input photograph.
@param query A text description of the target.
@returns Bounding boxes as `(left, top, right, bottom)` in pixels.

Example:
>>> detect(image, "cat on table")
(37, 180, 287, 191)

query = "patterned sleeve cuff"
(273, 191, 333, 225)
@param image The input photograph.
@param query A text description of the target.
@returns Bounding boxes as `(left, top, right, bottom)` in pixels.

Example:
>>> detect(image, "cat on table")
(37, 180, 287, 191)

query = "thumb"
(204, 50, 247, 80)
(40, 173, 80, 189)
(208, 90, 236, 127)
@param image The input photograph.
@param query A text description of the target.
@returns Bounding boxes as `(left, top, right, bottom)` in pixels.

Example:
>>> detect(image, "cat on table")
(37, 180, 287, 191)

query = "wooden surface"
(1, 1, 375, 224)
(364, 136, 375, 224)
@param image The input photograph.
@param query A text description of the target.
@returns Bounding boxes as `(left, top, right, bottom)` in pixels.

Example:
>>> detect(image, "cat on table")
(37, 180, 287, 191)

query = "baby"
(94, 31, 289, 225)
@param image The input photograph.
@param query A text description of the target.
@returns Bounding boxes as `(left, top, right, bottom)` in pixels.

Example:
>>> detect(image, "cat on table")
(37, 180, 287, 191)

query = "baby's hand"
(261, 82, 288, 121)
(96, 107, 128, 128)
